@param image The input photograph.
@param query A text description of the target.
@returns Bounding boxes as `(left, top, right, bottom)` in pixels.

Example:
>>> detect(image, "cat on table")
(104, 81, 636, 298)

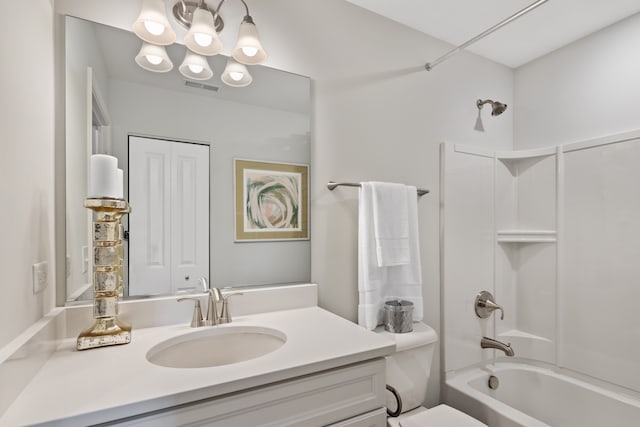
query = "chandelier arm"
(239, 0, 250, 17)
(214, 0, 226, 17)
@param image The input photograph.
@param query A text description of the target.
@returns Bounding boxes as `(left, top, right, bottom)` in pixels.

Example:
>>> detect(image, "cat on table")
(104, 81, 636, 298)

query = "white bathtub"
(445, 362, 640, 427)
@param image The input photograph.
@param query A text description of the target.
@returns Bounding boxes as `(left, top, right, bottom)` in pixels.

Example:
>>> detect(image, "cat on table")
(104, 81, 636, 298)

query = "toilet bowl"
(375, 322, 486, 426)
(386, 405, 486, 427)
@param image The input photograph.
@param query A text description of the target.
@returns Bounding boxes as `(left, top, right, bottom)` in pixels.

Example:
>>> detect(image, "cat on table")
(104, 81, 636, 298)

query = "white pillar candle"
(88, 154, 121, 198)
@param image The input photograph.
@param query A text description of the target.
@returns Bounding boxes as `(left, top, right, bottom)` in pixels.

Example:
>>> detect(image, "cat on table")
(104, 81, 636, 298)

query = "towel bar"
(327, 181, 430, 197)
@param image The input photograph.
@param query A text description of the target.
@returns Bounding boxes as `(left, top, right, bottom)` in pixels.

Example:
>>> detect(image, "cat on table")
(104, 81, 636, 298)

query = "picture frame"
(234, 159, 309, 241)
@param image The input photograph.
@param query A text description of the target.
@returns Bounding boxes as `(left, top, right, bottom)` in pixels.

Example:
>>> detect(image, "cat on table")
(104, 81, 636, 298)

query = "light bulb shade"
(135, 42, 173, 72)
(231, 19, 267, 65)
(184, 8, 223, 56)
(221, 58, 252, 87)
(179, 50, 213, 80)
(133, 0, 176, 45)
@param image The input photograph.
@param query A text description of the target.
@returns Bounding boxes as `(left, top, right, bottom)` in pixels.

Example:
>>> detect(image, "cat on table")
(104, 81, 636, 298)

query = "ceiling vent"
(184, 80, 220, 92)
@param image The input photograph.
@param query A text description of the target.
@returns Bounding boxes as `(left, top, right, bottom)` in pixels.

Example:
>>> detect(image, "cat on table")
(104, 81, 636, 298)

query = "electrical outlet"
(32, 261, 48, 294)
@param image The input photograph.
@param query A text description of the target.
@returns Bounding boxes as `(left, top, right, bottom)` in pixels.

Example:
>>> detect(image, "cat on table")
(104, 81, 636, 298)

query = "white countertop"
(1, 307, 394, 426)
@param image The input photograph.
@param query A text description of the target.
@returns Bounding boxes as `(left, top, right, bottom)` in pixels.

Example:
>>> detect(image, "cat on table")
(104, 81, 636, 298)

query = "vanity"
(0, 284, 394, 426)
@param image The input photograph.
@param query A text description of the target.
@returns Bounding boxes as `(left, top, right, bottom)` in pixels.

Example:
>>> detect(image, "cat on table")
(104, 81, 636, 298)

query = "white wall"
(0, 0, 56, 347)
(514, 12, 640, 149)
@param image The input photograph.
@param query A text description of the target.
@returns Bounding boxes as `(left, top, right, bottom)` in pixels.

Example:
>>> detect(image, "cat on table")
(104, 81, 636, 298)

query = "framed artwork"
(234, 159, 309, 241)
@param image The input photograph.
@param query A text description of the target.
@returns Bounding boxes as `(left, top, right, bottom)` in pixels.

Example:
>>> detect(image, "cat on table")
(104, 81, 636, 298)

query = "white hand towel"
(371, 182, 410, 267)
(358, 182, 422, 330)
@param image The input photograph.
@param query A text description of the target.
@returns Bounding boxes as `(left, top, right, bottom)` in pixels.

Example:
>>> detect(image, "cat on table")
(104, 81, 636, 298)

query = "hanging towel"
(371, 182, 410, 267)
(358, 182, 423, 330)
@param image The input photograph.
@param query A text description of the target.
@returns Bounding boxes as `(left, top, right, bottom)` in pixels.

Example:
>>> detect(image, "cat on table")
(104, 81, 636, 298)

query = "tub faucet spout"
(481, 337, 515, 356)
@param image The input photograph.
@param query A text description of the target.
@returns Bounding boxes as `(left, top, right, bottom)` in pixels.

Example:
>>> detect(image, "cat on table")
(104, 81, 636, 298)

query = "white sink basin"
(147, 326, 287, 368)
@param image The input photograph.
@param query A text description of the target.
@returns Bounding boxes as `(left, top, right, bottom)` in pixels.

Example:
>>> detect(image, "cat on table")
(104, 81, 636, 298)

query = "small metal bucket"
(383, 300, 414, 333)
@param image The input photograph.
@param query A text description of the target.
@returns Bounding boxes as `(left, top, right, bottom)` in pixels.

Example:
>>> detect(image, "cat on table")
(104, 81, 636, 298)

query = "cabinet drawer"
(114, 358, 386, 427)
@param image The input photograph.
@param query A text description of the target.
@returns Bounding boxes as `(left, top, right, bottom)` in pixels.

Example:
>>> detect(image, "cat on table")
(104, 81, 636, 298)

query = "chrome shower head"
(477, 99, 508, 116)
(490, 101, 507, 116)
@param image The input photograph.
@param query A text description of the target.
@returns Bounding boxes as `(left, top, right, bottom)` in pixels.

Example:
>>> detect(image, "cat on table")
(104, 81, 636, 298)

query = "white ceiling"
(345, 0, 640, 68)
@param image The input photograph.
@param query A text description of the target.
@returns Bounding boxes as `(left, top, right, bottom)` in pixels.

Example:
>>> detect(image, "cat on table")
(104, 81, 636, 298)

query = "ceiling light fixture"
(184, 5, 223, 55)
(133, 0, 177, 45)
(221, 58, 252, 87)
(135, 42, 174, 72)
(132, 0, 266, 87)
(231, 2, 267, 65)
(179, 49, 214, 80)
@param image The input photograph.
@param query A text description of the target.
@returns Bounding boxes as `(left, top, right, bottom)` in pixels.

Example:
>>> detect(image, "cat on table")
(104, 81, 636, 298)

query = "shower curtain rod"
(425, 0, 550, 71)
(327, 181, 430, 197)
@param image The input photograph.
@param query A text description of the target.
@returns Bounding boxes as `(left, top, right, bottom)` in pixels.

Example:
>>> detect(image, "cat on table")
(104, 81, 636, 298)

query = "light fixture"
(221, 58, 252, 87)
(133, 0, 177, 46)
(179, 49, 214, 80)
(231, 1, 267, 65)
(184, 5, 223, 56)
(135, 42, 174, 72)
(133, 0, 266, 86)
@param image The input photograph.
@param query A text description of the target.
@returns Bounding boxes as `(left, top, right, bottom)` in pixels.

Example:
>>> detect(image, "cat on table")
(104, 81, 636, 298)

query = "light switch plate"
(32, 261, 48, 294)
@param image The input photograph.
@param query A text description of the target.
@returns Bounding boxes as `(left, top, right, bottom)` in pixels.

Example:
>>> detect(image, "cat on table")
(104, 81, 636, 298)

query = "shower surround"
(440, 130, 640, 425)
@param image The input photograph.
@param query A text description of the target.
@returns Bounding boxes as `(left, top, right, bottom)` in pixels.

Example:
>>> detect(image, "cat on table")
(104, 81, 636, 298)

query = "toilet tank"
(376, 322, 438, 413)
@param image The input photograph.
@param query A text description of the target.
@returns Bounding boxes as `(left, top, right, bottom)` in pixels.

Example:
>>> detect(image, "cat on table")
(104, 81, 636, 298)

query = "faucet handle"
(177, 297, 205, 328)
(219, 292, 243, 324)
(204, 288, 222, 326)
(475, 291, 504, 320)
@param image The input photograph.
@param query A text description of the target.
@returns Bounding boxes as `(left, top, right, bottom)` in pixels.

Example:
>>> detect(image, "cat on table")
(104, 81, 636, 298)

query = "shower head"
(477, 99, 508, 116)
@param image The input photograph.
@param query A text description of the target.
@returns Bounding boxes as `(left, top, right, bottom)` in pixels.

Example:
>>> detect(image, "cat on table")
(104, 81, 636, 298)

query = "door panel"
(129, 136, 209, 295)
(171, 143, 210, 292)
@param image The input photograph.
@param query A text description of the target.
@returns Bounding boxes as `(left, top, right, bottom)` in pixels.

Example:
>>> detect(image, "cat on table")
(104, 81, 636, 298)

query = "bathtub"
(445, 362, 640, 427)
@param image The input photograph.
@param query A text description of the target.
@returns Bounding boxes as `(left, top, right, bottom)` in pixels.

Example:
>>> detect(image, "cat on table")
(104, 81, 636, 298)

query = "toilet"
(375, 322, 486, 426)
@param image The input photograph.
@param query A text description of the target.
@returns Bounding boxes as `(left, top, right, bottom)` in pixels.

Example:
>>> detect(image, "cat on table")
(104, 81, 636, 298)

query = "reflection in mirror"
(65, 16, 311, 302)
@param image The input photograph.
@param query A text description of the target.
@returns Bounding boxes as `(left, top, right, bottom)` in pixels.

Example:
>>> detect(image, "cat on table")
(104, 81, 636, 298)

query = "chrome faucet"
(178, 278, 244, 327)
(177, 278, 223, 327)
(481, 337, 515, 356)
(205, 287, 223, 326)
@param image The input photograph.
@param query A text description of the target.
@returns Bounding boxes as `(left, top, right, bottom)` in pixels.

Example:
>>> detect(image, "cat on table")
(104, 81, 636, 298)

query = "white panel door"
(170, 142, 209, 292)
(128, 136, 209, 295)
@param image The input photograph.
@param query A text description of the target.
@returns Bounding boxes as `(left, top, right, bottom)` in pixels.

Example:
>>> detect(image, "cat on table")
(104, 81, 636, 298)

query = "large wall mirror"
(65, 16, 311, 302)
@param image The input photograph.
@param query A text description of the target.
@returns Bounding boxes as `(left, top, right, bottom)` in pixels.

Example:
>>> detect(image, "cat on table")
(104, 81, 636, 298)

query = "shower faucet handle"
(475, 291, 504, 320)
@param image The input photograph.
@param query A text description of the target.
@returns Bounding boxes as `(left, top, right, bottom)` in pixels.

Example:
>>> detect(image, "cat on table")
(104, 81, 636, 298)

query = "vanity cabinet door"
(112, 359, 385, 427)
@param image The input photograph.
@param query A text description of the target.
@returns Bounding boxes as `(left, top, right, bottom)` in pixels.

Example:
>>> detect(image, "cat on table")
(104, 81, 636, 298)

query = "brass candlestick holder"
(77, 198, 132, 350)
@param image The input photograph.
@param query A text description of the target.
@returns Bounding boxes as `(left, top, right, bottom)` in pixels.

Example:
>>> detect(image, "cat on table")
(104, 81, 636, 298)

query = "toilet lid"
(395, 405, 486, 427)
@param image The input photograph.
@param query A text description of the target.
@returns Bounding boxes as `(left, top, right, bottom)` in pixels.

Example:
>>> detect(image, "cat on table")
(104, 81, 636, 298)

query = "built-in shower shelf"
(496, 229, 557, 243)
